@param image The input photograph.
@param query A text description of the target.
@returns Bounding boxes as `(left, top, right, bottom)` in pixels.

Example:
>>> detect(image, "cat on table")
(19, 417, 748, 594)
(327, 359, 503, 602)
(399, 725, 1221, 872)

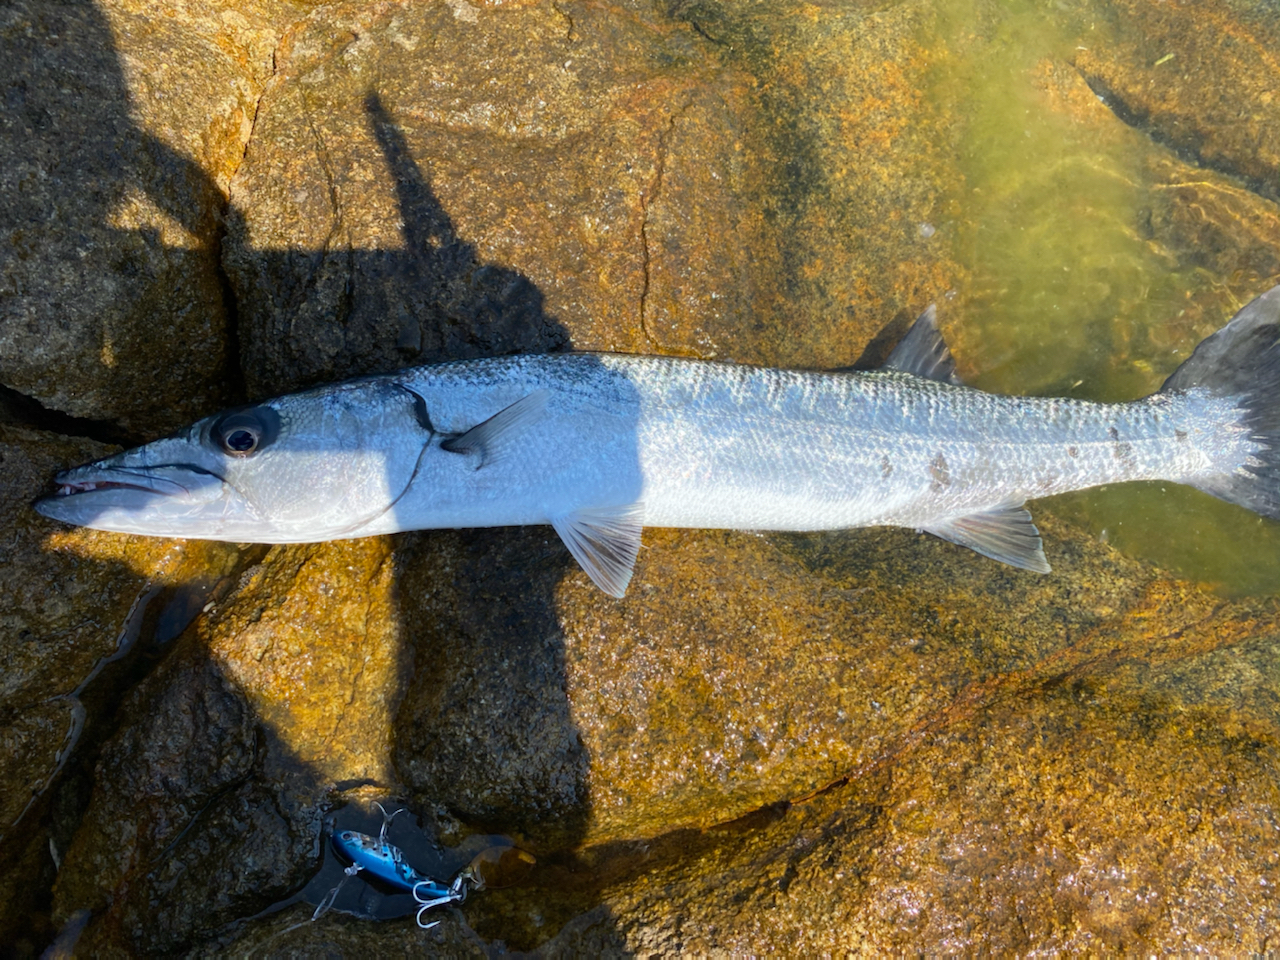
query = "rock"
(206, 517, 1280, 954)
(534, 626, 1280, 954)
(392, 529, 590, 851)
(1071, 0, 1280, 201)
(51, 538, 409, 953)
(223, 0, 955, 395)
(187, 903, 490, 957)
(0, 0, 280, 434)
(51, 650, 269, 953)
(43, 0, 964, 942)
(13, 0, 1280, 953)
(0, 424, 242, 946)
(954, 46, 1280, 589)
(395, 513, 1280, 849)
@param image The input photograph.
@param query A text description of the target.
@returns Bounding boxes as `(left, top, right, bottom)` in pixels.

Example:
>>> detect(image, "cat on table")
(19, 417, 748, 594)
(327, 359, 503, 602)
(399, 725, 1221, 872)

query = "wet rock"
(16, 0, 1280, 954)
(225, 518, 1280, 953)
(0, 0, 281, 433)
(397, 513, 1280, 851)
(223, 0, 956, 395)
(52, 651, 264, 952)
(1070, 0, 1280, 200)
(188, 902, 490, 957)
(1145, 154, 1280, 293)
(559, 629, 1280, 954)
(201, 539, 409, 790)
(393, 529, 590, 850)
(0, 424, 241, 945)
(51, 538, 411, 952)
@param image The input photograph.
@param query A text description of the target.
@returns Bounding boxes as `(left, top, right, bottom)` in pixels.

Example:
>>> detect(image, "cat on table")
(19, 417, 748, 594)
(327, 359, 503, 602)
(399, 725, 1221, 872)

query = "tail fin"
(1161, 283, 1280, 518)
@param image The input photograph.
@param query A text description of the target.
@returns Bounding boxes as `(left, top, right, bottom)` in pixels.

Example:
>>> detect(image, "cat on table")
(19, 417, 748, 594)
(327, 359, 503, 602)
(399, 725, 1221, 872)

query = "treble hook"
(412, 875, 466, 930)
(372, 801, 402, 846)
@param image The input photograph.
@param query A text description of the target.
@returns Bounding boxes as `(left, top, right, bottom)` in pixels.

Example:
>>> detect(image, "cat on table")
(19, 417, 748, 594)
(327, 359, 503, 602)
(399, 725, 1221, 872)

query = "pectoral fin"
(923, 503, 1050, 573)
(441, 390, 549, 469)
(884, 305, 962, 385)
(551, 503, 645, 598)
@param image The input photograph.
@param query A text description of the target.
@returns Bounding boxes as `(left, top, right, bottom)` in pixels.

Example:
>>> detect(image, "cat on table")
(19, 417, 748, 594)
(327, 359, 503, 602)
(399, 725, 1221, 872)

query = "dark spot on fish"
(1108, 426, 1134, 465)
(1067, 446, 1079, 458)
(880, 456, 893, 478)
(929, 453, 950, 492)
(1175, 429, 1188, 442)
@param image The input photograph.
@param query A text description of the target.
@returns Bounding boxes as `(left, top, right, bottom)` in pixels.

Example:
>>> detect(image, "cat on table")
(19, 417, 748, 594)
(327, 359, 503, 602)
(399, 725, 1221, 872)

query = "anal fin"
(551, 503, 644, 598)
(922, 502, 1050, 573)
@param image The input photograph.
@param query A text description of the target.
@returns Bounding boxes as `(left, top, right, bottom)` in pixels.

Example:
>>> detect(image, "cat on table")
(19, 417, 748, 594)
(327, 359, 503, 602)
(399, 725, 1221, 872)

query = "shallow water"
(929, 0, 1280, 596)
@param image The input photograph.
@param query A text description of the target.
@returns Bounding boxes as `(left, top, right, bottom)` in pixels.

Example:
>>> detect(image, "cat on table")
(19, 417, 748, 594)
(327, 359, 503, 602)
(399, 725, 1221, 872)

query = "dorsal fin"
(883, 305, 961, 385)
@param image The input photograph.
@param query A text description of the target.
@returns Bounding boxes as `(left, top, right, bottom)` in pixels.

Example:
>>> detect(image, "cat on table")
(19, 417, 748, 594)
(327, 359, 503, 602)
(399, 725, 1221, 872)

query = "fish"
(35, 283, 1280, 597)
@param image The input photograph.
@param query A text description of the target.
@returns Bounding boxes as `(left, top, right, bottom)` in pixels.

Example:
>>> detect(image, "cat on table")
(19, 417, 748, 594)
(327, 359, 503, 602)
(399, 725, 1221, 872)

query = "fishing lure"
(311, 803, 468, 929)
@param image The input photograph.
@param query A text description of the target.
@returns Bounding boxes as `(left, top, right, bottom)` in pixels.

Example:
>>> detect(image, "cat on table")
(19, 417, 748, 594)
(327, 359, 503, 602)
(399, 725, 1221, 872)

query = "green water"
(927, 0, 1280, 596)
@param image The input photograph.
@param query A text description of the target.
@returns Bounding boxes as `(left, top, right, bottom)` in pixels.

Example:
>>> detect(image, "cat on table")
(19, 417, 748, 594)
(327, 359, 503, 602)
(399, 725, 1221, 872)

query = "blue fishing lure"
(330, 827, 452, 899)
(313, 804, 465, 928)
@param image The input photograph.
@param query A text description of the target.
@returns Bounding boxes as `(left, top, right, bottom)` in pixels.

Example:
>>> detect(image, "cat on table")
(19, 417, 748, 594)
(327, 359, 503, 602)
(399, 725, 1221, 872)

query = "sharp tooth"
(59, 484, 74, 496)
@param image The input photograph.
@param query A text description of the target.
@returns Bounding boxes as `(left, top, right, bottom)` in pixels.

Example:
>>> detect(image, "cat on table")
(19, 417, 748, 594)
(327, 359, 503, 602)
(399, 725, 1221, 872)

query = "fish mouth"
(34, 463, 229, 533)
(45, 465, 217, 504)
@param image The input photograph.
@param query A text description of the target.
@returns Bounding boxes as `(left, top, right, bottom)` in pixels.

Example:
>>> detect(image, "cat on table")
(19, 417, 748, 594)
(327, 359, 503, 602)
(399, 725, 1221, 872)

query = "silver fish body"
(389, 352, 1240, 528)
(36, 285, 1280, 596)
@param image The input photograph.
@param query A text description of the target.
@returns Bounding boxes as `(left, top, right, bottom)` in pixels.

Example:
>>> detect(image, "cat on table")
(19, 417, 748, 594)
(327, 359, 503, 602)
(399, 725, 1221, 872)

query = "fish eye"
(211, 406, 280, 458)
(224, 426, 259, 454)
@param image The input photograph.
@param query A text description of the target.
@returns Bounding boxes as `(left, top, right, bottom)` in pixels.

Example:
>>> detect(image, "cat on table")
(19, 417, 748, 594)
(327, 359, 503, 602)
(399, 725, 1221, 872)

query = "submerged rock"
(1070, 0, 1280, 201)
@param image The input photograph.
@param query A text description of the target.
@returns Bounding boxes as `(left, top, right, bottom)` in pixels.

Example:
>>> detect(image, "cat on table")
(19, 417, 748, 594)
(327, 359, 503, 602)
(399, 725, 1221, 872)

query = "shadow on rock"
(225, 91, 570, 398)
(0, 0, 239, 435)
(4, 25, 605, 951)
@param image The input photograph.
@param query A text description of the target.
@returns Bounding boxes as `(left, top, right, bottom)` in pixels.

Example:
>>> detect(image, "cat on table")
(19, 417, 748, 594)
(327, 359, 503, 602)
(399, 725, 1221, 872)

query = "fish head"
(35, 379, 431, 541)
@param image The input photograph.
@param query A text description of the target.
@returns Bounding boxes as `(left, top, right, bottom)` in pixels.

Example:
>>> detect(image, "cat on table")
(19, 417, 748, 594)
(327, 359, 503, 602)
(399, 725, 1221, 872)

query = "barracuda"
(35, 284, 1280, 597)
